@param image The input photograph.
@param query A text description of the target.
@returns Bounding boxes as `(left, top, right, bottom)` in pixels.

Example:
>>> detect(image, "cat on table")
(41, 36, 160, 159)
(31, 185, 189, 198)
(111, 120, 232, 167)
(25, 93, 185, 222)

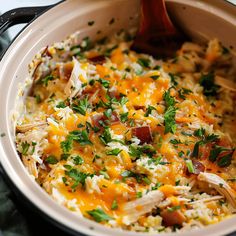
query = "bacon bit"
(133, 105, 145, 110)
(217, 137, 232, 149)
(110, 113, 120, 123)
(108, 88, 120, 99)
(192, 160, 205, 174)
(199, 143, 212, 160)
(186, 160, 205, 175)
(161, 209, 186, 226)
(132, 126, 153, 144)
(91, 112, 120, 127)
(88, 55, 106, 64)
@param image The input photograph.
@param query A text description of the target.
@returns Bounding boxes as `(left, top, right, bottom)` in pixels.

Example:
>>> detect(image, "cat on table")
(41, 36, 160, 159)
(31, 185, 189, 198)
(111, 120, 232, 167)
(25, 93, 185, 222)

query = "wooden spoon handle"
(139, 0, 177, 36)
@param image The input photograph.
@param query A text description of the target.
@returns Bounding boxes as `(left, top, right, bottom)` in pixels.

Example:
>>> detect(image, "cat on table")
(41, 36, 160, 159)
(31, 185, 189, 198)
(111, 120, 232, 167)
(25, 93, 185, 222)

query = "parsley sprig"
(61, 129, 92, 154)
(192, 128, 219, 158)
(163, 89, 177, 134)
(72, 96, 90, 116)
(87, 208, 113, 222)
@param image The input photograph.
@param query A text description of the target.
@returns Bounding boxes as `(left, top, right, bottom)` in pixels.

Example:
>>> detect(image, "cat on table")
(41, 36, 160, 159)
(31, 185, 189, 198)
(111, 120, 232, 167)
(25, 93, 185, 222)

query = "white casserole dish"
(0, 0, 236, 235)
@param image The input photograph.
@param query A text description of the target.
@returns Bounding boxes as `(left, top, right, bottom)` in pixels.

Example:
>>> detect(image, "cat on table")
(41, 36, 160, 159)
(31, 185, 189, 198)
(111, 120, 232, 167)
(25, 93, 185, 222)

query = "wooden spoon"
(131, 0, 187, 58)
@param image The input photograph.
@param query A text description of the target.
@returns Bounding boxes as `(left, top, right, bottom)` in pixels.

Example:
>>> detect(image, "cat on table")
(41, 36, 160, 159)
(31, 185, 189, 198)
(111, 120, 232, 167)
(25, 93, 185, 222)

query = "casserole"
(0, 0, 236, 235)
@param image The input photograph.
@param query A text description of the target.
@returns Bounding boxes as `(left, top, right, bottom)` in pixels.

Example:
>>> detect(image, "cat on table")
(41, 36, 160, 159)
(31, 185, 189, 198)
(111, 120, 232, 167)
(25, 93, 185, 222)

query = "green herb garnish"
(87, 208, 113, 222)
(120, 112, 129, 122)
(21, 141, 30, 155)
(56, 101, 67, 108)
(167, 205, 181, 212)
(164, 106, 177, 134)
(72, 96, 90, 116)
(99, 127, 112, 145)
(111, 199, 118, 210)
(45, 155, 58, 164)
(72, 155, 84, 165)
(37, 75, 54, 86)
(144, 105, 156, 117)
(98, 78, 110, 88)
(65, 168, 91, 188)
(137, 58, 151, 68)
(106, 148, 122, 156)
(186, 160, 195, 173)
(199, 72, 220, 97)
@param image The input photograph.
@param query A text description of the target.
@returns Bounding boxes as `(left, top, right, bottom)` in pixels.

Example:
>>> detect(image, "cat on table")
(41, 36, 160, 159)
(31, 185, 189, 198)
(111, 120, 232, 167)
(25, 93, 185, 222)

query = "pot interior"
(0, 1, 236, 236)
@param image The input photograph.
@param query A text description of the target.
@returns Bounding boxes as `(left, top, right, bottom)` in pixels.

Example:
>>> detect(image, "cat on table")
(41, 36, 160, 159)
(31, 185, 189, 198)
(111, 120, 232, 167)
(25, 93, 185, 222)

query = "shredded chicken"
(198, 172, 236, 209)
(122, 190, 164, 225)
(16, 122, 47, 133)
(64, 58, 85, 98)
(186, 195, 224, 205)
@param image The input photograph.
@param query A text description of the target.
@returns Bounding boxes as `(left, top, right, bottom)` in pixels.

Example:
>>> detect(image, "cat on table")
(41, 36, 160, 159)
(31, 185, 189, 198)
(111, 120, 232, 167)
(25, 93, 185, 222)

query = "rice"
(15, 30, 236, 233)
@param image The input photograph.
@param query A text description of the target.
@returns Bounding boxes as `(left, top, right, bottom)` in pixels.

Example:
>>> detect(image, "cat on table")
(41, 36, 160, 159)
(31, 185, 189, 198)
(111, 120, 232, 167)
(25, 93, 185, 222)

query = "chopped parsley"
(72, 96, 90, 116)
(163, 90, 176, 107)
(45, 155, 58, 164)
(120, 112, 129, 122)
(65, 168, 91, 188)
(178, 88, 192, 99)
(169, 73, 178, 86)
(129, 145, 141, 159)
(87, 208, 113, 222)
(199, 72, 220, 97)
(144, 105, 156, 117)
(209, 145, 235, 167)
(194, 128, 205, 137)
(99, 127, 112, 145)
(69, 130, 93, 146)
(137, 58, 151, 68)
(192, 129, 219, 158)
(37, 75, 54, 86)
(104, 108, 112, 118)
(152, 182, 162, 190)
(61, 137, 73, 154)
(142, 176, 151, 185)
(104, 45, 118, 57)
(136, 192, 143, 198)
(21, 141, 30, 155)
(119, 96, 129, 106)
(99, 170, 110, 179)
(111, 199, 118, 210)
(56, 101, 67, 108)
(163, 89, 177, 134)
(61, 129, 92, 153)
(170, 139, 182, 145)
(164, 106, 177, 134)
(167, 205, 181, 212)
(178, 151, 184, 157)
(186, 160, 195, 173)
(120, 170, 135, 178)
(72, 155, 84, 165)
(98, 78, 110, 88)
(106, 148, 122, 156)
(150, 75, 160, 80)
(35, 94, 42, 104)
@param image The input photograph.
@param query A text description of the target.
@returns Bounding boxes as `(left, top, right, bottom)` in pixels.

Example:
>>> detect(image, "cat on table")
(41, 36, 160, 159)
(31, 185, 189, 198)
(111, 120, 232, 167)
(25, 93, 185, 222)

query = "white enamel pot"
(0, 0, 236, 235)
